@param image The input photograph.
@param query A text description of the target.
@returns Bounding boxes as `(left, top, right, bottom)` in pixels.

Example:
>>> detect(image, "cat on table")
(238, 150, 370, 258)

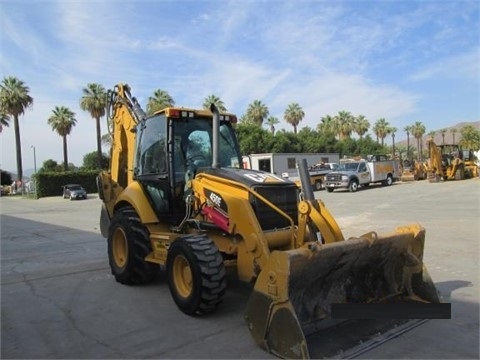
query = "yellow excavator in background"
(97, 84, 441, 359)
(401, 158, 427, 181)
(426, 138, 478, 181)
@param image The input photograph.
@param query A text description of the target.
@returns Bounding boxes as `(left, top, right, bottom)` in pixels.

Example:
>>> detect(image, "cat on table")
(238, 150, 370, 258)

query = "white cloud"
(409, 48, 480, 82)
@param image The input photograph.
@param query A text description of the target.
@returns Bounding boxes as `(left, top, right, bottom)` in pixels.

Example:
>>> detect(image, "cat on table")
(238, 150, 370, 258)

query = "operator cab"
(133, 107, 242, 224)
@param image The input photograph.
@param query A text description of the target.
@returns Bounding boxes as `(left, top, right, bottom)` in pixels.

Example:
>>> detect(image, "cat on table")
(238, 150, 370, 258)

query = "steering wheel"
(187, 154, 206, 162)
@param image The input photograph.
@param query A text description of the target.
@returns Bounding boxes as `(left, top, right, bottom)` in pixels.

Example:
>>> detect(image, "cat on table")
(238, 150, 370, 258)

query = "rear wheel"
(167, 234, 226, 315)
(314, 180, 322, 191)
(107, 206, 157, 285)
(349, 180, 359, 192)
(384, 174, 393, 186)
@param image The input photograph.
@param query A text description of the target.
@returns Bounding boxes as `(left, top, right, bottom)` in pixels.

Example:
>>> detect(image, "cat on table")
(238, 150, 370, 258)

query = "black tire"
(326, 187, 334, 193)
(107, 206, 157, 285)
(384, 174, 393, 186)
(349, 180, 359, 192)
(167, 234, 226, 315)
(314, 180, 322, 191)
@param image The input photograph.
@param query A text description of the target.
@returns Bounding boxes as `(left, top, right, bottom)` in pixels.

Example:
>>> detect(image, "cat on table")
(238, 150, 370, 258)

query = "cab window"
(136, 115, 167, 176)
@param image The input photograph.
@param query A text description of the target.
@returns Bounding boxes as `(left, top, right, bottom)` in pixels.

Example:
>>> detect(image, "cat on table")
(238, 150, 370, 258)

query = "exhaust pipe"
(210, 103, 220, 168)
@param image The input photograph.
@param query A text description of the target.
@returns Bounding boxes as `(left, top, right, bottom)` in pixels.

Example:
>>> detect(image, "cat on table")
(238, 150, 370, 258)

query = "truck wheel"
(326, 187, 334, 193)
(349, 180, 358, 192)
(167, 234, 226, 315)
(314, 180, 322, 191)
(384, 174, 393, 186)
(107, 206, 157, 285)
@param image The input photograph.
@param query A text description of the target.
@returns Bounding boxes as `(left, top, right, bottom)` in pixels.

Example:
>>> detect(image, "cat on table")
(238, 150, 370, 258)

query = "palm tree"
(147, 89, 175, 115)
(428, 130, 436, 139)
(334, 110, 355, 140)
(459, 125, 480, 150)
(317, 115, 332, 133)
(450, 128, 457, 145)
(0, 76, 34, 183)
(412, 121, 426, 161)
(354, 115, 370, 139)
(203, 94, 227, 112)
(101, 133, 112, 149)
(284, 103, 305, 134)
(404, 125, 412, 160)
(266, 116, 279, 134)
(373, 118, 390, 146)
(48, 106, 77, 171)
(80, 83, 107, 169)
(440, 129, 447, 145)
(246, 100, 269, 126)
(390, 126, 397, 158)
(0, 112, 10, 133)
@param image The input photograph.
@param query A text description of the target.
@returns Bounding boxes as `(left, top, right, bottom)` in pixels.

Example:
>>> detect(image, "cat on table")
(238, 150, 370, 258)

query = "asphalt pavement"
(1, 178, 479, 359)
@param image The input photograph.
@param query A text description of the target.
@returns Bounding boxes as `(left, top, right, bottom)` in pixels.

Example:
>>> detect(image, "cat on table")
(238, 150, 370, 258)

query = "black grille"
(326, 174, 342, 181)
(250, 185, 298, 230)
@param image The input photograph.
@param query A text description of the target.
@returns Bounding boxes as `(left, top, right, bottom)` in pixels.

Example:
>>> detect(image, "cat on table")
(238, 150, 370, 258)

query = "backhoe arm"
(296, 159, 344, 245)
(107, 84, 146, 188)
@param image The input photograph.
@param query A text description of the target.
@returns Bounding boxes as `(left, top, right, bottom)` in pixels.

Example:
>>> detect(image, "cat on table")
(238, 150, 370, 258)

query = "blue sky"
(1, 0, 479, 173)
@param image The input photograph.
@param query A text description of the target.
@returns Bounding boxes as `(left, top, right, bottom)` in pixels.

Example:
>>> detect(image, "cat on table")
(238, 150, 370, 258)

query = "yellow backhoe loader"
(97, 84, 441, 358)
(426, 138, 478, 181)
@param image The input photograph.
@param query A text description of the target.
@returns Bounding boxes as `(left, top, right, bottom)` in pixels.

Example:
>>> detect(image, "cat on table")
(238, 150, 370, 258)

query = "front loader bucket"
(244, 224, 440, 359)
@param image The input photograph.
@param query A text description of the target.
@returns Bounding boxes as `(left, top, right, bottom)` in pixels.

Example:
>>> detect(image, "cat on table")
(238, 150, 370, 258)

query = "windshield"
(338, 162, 361, 171)
(68, 185, 83, 191)
(173, 119, 241, 169)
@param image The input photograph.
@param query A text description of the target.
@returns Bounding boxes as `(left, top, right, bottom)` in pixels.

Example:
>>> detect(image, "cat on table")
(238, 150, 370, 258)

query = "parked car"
(62, 184, 87, 200)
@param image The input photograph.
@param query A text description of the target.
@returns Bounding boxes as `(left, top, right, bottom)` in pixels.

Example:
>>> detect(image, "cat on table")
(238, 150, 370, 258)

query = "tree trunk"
(96, 116, 102, 169)
(63, 135, 68, 171)
(392, 135, 396, 158)
(13, 115, 23, 183)
(407, 134, 410, 160)
(420, 138, 423, 162)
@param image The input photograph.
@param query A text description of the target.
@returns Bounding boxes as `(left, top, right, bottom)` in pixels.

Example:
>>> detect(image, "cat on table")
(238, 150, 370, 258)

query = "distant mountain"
(396, 121, 480, 147)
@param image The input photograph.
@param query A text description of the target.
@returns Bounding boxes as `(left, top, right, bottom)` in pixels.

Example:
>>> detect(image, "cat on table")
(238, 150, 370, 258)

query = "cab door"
(358, 162, 371, 184)
(134, 114, 170, 215)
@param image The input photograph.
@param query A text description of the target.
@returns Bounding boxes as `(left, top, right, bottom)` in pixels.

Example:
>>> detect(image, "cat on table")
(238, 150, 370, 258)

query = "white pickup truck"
(324, 155, 400, 192)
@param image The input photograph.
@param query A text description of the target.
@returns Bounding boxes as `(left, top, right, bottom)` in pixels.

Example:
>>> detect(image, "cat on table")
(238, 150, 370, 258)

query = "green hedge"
(33, 170, 100, 198)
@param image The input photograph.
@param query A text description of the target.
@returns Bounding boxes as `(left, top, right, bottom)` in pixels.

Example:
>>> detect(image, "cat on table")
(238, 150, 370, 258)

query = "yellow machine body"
(426, 138, 478, 181)
(98, 84, 441, 359)
(401, 159, 427, 181)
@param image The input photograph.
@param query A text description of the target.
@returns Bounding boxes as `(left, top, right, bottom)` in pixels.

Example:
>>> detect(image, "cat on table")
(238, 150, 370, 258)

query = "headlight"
(341, 175, 348, 181)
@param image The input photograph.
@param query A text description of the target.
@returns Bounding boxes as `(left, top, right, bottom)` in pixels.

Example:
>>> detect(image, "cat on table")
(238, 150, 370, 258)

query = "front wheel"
(107, 206, 157, 285)
(326, 187, 334, 193)
(167, 234, 226, 315)
(314, 180, 322, 191)
(349, 180, 359, 192)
